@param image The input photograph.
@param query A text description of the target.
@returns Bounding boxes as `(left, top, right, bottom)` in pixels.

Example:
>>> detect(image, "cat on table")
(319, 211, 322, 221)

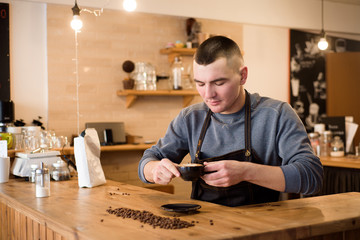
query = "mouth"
(207, 99, 221, 106)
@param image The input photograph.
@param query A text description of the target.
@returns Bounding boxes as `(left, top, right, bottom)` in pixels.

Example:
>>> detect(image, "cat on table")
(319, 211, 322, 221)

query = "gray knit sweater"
(138, 92, 323, 195)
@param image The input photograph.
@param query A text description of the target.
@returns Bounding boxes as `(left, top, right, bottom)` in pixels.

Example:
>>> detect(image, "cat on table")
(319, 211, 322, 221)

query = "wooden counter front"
(1, 179, 360, 240)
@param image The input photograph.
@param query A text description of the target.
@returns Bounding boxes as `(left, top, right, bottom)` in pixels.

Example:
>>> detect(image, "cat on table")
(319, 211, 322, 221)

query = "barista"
(138, 36, 323, 207)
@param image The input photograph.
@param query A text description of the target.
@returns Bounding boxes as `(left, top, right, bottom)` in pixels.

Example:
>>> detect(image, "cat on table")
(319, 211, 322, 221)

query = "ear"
(239, 66, 248, 85)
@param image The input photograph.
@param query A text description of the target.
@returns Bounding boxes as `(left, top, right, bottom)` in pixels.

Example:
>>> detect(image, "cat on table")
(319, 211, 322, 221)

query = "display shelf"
(160, 48, 196, 62)
(116, 89, 199, 108)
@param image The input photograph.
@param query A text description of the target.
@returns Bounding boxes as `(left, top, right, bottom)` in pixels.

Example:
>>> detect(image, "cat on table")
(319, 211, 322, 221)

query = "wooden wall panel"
(0, 200, 65, 240)
(326, 52, 360, 149)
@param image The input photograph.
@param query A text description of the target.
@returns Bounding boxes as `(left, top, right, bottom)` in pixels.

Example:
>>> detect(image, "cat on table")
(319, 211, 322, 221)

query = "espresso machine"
(0, 100, 14, 132)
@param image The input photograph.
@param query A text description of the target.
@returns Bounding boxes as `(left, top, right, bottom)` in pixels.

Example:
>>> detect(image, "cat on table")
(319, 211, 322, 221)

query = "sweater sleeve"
(138, 111, 190, 183)
(277, 103, 323, 195)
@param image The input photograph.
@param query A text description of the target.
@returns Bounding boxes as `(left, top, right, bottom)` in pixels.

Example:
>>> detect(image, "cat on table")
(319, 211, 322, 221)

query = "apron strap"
(195, 90, 252, 161)
(244, 90, 252, 161)
(195, 109, 212, 161)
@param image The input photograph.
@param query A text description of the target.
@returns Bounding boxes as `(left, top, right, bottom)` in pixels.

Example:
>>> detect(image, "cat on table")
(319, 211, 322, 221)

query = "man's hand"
(201, 160, 285, 192)
(201, 160, 247, 187)
(144, 159, 180, 185)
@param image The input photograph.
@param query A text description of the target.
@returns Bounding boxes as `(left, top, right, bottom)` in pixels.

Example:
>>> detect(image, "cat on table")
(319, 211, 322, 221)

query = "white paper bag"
(74, 128, 106, 188)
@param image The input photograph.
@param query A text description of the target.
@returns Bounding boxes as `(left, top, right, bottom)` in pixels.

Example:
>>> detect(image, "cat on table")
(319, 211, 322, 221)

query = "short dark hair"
(194, 36, 243, 67)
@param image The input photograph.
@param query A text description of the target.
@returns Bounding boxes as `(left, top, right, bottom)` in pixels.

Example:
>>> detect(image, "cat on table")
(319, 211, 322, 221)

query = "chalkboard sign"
(321, 116, 347, 151)
(0, 3, 10, 101)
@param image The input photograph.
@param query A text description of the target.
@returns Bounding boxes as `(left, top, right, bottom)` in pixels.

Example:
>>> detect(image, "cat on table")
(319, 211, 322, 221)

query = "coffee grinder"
(0, 100, 14, 132)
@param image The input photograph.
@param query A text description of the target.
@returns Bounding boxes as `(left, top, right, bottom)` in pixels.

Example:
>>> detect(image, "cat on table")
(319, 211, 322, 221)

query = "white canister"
(0, 157, 10, 183)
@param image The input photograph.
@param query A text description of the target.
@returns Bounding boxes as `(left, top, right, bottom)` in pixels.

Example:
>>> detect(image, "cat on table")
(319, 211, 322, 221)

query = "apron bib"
(191, 91, 279, 207)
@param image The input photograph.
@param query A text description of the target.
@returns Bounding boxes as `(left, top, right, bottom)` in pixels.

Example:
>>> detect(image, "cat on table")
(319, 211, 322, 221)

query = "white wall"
(243, 25, 289, 102)
(19, 0, 360, 37)
(6, 0, 48, 126)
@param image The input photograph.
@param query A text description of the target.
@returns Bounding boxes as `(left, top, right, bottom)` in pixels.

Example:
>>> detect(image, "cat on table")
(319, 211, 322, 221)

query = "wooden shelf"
(117, 89, 199, 108)
(160, 48, 196, 62)
(8, 144, 152, 158)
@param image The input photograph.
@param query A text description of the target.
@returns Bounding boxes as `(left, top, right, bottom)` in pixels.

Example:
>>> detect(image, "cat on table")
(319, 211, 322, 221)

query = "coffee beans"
(106, 207, 195, 229)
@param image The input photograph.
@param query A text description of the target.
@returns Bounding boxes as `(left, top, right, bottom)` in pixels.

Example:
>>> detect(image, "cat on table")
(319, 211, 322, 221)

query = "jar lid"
(309, 132, 319, 138)
(36, 168, 49, 174)
(36, 162, 49, 174)
(30, 164, 38, 169)
(53, 160, 66, 168)
(323, 130, 332, 136)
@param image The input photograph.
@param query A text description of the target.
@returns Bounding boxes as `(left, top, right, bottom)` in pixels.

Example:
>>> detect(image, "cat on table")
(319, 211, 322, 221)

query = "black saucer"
(161, 203, 201, 213)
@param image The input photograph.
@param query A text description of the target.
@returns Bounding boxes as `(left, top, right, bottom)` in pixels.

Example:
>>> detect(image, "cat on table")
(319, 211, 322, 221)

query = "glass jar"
(35, 163, 50, 198)
(132, 62, 157, 90)
(319, 130, 332, 157)
(51, 160, 70, 181)
(29, 164, 38, 183)
(330, 136, 345, 157)
(308, 132, 320, 156)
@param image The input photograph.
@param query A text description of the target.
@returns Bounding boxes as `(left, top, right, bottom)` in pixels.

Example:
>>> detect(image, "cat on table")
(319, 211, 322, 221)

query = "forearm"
(244, 163, 285, 192)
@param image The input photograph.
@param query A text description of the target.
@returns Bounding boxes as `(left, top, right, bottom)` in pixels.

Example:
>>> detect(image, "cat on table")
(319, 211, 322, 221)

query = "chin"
(207, 105, 224, 113)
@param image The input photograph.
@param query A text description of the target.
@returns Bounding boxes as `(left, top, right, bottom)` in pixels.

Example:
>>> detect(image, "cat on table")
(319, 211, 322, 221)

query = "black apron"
(191, 91, 280, 207)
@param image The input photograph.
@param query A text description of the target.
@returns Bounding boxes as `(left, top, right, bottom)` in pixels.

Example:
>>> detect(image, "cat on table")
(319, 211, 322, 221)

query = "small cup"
(0, 157, 10, 183)
(177, 163, 204, 181)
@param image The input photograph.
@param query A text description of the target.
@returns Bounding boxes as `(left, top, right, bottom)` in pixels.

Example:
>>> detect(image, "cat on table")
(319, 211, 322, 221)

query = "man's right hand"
(144, 159, 180, 185)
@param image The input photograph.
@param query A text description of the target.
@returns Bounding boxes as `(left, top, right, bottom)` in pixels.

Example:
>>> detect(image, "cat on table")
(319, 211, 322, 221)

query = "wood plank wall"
(0, 201, 66, 240)
(326, 52, 360, 148)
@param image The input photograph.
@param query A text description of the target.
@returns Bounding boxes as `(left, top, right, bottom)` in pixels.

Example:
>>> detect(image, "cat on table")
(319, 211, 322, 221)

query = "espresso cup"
(0, 157, 10, 183)
(177, 163, 204, 181)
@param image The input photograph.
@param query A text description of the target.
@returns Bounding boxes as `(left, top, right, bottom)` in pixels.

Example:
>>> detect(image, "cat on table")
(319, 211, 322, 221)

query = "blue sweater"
(138, 92, 323, 195)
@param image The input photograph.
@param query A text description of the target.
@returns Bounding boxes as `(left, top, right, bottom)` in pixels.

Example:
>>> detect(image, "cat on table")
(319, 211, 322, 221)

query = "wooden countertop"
(320, 156, 360, 169)
(1, 179, 360, 240)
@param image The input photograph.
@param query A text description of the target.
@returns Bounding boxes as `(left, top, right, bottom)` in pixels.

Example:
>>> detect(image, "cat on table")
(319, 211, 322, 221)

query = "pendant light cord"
(321, 0, 324, 32)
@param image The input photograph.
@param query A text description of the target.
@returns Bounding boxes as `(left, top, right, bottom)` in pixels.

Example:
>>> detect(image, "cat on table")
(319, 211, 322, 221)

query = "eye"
(196, 82, 205, 87)
(215, 81, 225, 86)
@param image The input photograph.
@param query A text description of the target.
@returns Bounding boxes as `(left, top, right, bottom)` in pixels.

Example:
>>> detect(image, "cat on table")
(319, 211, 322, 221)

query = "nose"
(204, 84, 216, 99)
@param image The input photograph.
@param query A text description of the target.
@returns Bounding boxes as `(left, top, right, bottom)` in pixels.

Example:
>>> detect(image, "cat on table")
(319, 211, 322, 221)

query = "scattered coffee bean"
(100, 219, 104, 222)
(106, 207, 195, 229)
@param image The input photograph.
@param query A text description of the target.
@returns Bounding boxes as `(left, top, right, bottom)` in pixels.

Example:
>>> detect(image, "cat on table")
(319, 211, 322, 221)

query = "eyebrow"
(194, 77, 228, 84)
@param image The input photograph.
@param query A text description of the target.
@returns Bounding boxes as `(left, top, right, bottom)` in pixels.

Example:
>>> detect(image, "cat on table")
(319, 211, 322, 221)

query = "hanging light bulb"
(71, 0, 83, 31)
(318, 30, 328, 50)
(317, 0, 328, 50)
(123, 0, 137, 12)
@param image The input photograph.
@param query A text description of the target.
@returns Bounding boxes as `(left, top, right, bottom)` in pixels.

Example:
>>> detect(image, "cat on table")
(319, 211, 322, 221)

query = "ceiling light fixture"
(71, 0, 83, 31)
(318, 0, 328, 50)
(123, 0, 137, 12)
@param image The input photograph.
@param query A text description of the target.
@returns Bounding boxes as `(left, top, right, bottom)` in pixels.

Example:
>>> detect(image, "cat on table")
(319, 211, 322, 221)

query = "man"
(138, 36, 323, 207)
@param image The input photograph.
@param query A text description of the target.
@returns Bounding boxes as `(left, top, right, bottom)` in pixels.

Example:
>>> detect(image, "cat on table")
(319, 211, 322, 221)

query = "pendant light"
(318, 0, 328, 50)
(71, 0, 83, 31)
(123, 0, 137, 12)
